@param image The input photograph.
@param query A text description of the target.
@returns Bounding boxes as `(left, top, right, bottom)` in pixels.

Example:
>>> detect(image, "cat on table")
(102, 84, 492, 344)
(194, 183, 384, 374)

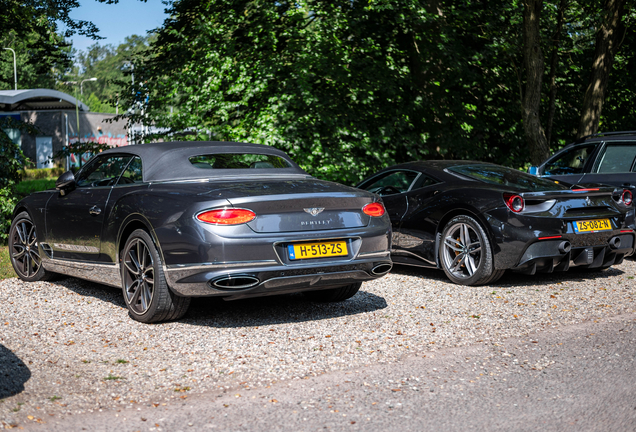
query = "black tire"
(439, 215, 503, 286)
(9, 211, 59, 282)
(302, 282, 362, 302)
(121, 229, 190, 323)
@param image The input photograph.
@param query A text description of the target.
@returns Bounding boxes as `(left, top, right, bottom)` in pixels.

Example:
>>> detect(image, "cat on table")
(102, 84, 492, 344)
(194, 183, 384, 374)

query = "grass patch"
(15, 178, 56, 197)
(103, 374, 124, 381)
(21, 167, 65, 180)
(0, 247, 16, 280)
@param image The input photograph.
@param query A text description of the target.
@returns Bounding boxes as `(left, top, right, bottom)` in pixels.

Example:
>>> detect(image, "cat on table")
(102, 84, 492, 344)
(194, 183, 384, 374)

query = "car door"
(45, 154, 132, 261)
(357, 169, 421, 246)
(392, 174, 441, 266)
(579, 141, 636, 188)
(538, 142, 600, 185)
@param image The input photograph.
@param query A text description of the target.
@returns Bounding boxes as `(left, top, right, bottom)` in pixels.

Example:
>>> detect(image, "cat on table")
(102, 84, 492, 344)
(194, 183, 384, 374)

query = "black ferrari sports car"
(357, 161, 635, 286)
(9, 141, 392, 322)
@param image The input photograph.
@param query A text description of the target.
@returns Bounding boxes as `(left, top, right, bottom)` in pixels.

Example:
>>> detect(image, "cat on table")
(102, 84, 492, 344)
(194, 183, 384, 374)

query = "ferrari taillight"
(622, 189, 633, 206)
(363, 202, 386, 217)
(503, 193, 524, 213)
(197, 208, 256, 225)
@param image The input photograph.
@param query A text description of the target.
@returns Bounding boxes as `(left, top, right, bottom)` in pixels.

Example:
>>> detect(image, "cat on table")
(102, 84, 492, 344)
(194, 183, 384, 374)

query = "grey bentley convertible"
(9, 142, 392, 323)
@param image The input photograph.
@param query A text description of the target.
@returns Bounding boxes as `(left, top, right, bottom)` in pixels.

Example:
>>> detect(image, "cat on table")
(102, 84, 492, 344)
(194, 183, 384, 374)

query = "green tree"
(115, 0, 636, 184)
(74, 35, 153, 113)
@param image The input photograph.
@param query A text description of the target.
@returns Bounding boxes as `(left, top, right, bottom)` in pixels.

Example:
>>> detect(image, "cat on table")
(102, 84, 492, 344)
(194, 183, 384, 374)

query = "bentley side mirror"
(527, 166, 539, 176)
(55, 171, 76, 196)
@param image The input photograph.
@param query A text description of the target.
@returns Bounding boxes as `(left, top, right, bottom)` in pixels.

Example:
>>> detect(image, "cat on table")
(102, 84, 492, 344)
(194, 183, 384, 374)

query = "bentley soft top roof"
(99, 141, 306, 182)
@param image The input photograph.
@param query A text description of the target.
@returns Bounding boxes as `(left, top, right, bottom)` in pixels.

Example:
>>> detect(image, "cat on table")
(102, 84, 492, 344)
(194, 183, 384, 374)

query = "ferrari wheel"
(121, 229, 190, 323)
(9, 212, 58, 282)
(440, 215, 503, 286)
(303, 282, 362, 302)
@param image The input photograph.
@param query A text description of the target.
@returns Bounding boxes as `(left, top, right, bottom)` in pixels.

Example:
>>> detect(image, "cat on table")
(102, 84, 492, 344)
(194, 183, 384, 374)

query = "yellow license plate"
(288, 241, 348, 260)
(574, 219, 612, 233)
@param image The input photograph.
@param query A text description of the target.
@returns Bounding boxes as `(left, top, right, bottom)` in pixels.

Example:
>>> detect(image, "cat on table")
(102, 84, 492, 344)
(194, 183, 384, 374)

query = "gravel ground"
(1, 260, 635, 429)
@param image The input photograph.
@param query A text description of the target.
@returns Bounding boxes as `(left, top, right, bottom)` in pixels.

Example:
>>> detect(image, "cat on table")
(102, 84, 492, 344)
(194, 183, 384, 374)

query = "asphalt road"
(28, 313, 636, 432)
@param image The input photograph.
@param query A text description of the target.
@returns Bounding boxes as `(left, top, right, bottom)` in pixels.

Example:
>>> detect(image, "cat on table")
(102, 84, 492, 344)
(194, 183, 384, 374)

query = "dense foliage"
(72, 36, 153, 113)
(0, 118, 33, 243)
(111, 0, 634, 184)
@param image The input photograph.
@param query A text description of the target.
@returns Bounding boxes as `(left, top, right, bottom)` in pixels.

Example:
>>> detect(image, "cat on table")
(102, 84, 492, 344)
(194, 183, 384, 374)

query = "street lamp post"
(3, 48, 17, 90)
(80, 77, 97, 96)
(62, 81, 82, 164)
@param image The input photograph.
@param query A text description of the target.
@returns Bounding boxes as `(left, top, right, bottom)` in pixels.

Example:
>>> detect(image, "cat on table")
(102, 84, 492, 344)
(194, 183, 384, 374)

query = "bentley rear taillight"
(197, 208, 256, 225)
(503, 193, 524, 213)
(363, 202, 386, 217)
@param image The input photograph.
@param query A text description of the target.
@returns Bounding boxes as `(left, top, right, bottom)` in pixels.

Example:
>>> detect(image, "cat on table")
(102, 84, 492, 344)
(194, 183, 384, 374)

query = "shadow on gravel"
(57, 278, 126, 307)
(51, 278, 388, 327)
(390, 262, 626, 288)
(0, 344, 30, 399)
(183, 289, 388, 327)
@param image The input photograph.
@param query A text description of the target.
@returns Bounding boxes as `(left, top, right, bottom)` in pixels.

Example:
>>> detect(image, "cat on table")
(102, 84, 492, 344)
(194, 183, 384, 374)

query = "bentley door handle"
(89, 206, 102, 216)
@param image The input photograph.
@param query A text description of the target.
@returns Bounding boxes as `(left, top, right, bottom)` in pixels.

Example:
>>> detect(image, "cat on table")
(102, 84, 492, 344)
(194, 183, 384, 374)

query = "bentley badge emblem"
(304, 207, 325, 216)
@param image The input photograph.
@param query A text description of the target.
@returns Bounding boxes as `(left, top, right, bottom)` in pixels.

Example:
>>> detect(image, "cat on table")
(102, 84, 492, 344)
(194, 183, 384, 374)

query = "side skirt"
(42, 257, 122, 288)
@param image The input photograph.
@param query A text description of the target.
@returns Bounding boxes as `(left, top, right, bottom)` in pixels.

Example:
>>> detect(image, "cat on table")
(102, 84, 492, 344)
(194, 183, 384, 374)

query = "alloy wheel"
(123, 238, 155, 315)
(441, 222, 482, 279)
(11, 219, 42, 278)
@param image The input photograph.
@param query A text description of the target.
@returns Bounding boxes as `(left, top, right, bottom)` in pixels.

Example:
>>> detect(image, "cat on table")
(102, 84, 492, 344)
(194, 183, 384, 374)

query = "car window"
(595, 143, 636, 173)
(359, 170, 419, 195)
(448, 164, 568, 192)
(189, 153, 292, 169)
(411, 174, 438, 190)
(76, 155, 132, 188)
(116, 156, 143, 185)
(543, 144, 597, 176)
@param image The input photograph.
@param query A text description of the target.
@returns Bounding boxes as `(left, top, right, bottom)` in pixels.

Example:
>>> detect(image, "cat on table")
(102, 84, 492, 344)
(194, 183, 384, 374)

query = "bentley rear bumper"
(164, 254, 392, 298)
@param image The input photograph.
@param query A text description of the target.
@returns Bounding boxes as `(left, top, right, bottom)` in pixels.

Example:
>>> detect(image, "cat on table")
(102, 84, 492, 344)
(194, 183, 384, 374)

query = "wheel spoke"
(23, 252, 31, 276)
(451, 254, 464, 273)
(461, 224, 471, 247)
(29, 251, 41, 270)
(128, 249, 141, 274)
(465, 254, 477, 276)
(138, 241, 145, 269)
(16, 223, 27, 244)
(27, 225, 36, 246)
(444, 237, 463, 252)
(128, 280, 141, 304)
(12, 245, 25, 259)
(140, 281, 151, 310)
(124, 260, 139, 277)
(144, 270, 154, 285)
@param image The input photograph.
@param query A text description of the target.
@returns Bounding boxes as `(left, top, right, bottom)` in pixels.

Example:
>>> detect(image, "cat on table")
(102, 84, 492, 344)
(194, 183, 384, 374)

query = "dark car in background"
(528, 131, 636, 189)
(9, 141, 392, 323)
(358, 161, 635, 286)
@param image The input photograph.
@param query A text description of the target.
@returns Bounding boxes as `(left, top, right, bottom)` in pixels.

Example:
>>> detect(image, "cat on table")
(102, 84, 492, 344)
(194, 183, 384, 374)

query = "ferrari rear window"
(189, 154, 292, 169)
(447, 164, 568, 192)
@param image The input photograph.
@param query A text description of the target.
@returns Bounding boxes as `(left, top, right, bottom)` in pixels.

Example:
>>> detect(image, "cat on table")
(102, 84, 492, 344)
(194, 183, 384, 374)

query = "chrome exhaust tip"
(371, 263, 393, 276)
(558, 241, 571, 254)
(210, 275, 260, 289)
(609, 237, 621, 250)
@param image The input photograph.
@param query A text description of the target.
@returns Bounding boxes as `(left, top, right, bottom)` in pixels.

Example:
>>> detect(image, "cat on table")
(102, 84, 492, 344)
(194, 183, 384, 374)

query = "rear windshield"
(447, 164, 568, 192)
(189, 153, 292, 169)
